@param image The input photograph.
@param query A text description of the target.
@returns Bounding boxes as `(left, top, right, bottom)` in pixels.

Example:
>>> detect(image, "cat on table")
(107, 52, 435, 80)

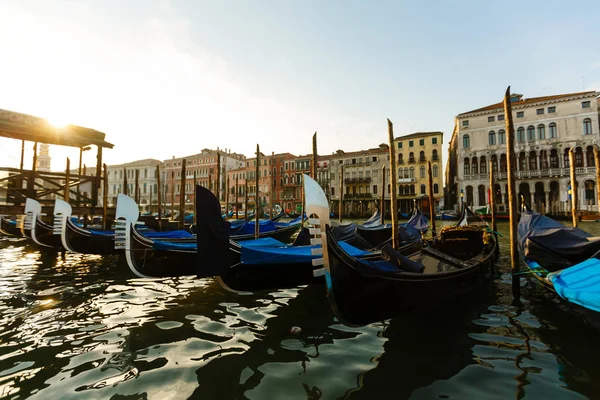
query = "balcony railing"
(343, 193, 374, 199)
(344, 177, 372, 184)
(463, 166, 596, 180)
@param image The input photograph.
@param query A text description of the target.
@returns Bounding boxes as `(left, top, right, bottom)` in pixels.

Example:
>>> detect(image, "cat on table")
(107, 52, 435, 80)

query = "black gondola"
(0, 215, 20, 236)
(303, 174, 498, 326)
(518, 207, 600, 330)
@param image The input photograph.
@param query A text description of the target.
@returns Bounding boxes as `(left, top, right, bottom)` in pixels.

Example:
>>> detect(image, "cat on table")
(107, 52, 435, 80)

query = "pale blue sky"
(0, 0, 598, 169)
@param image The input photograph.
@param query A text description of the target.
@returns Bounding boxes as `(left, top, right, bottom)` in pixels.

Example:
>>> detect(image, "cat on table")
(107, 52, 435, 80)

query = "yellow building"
(394, 131, 444, 211)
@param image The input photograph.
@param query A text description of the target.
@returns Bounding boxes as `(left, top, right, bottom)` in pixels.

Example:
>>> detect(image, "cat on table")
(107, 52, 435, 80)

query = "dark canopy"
(0, 108, 113, 149)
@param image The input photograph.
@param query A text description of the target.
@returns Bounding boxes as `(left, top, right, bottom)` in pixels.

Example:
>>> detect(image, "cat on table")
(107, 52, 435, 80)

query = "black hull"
(229, 223, 300, 243)
(33, 218, 62, 249)
(355, 225, 392, 248)
(0, 216, 20, 236)
(64, 219, 120, 255)
(325, 228, 496, 326)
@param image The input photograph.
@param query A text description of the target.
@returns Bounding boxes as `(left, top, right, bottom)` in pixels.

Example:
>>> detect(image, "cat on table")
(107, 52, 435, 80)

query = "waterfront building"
(106, 159, 164, 210)
(445, 91, 600, 213)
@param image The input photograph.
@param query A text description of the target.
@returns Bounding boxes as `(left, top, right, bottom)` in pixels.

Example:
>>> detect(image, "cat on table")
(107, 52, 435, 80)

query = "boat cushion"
(549, 257, 600, 312)
(382, 244, 425, 273)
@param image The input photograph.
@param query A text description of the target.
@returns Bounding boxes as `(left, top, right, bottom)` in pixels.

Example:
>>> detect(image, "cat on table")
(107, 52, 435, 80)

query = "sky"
(0, 0, 599, 172)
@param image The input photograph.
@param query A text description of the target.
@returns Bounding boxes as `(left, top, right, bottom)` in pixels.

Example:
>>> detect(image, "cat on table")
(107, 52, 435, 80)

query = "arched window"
(433, 164, 438, 177)
(563, 148, 570, 169)
(433, 183, 439, 194)
(489, 131, 496, 145)
(517, 127, 525, 142)
(529, 151, 537, 170)
(399, 185, 404, 195)
(575, 147, 584, 167)
(404, 167, 409, 178)
(586, 146, 595, 167)
(420, 184, 426, 195)
(464, 158, 470, 175)
(519, 152, 527, 171)
(471, 157, 478, 174)
(584, 118, 592, 135)
(409, 152, 415, 162)
(480, 156, 487, 174)
(585, 180, 596, 205)
(410, 184, 415, 194)
(549, 123, 557, 138)
(432, 149, 438, 160)
(527, 125, 535, 141)
(398, 153, 403, 163)
(409, 167, 414, 178)
(537, 124, 545, 140)
(550, 149, 559, 168)
(491, 154, 498, 172)
(420, 166, 425, 178)
(498, 129, 505, 144)
(500, 154, 507, 172)
(405, 185, 410, 194)
(419, 150, 425, 161)
(463, 134, 470, 148)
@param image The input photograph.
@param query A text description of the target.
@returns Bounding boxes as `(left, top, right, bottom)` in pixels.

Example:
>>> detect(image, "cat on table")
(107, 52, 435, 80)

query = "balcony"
(344, 177, 372, 184)
(462, 166, 596, 181)
(408, 158, 416, 164)
(343, 193, 373, 200)
(419, 157, 426, 163)
(432, 155, 439, 161)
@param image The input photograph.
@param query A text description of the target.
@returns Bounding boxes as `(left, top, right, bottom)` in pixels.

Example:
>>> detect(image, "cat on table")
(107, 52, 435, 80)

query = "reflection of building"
(447, 91, 600, 212)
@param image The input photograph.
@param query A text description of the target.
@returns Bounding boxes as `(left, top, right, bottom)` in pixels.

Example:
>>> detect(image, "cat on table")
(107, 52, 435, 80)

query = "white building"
(106, 159, 164, 210)
(448, 90, 600, 213)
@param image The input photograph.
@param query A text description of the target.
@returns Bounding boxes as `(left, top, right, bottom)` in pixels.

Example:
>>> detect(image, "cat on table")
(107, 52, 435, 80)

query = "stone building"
(446, 90, 600, 213)
(106, 159, 164, 210)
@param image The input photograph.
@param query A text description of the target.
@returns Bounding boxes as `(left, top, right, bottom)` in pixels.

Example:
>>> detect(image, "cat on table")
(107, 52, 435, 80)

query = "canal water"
(1, 221, 600, 399)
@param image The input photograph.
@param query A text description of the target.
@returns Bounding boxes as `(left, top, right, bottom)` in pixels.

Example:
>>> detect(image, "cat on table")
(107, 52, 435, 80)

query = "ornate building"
(446, 91, 600, 213)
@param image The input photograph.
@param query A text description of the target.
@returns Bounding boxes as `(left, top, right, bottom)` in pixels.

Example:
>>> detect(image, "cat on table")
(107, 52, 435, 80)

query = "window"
(464, 158, 470, 175)
(548, 106, 556, 113)
(419, 139, 424, 146)
(517, 127, 525, 142)
(432, 137, 437, 144)
(398, 142, 402, 149)
(480, 157, 487, 174)
(372, 156, 377, 162)
(538, 125, 545, 140)
(498, 114, 505, 121)
(419, 150, 425, 161)
(433, 183, 439, 194)
(517, 111, 524, 118)
(527, 126, 535, 141)
(420, 166, 425, 178)
(584, 118, 592, 135)
(432, 149, 438, 160)
(582, 101, 591, 108)
(462, 120, 469, 127)
(488, 116, 495, 122)
(498, 129, 506, 144)
(409, 152, 415, 163)
(420, 184, 426, 195)
(409, 140, 414, 147)
(463, 134, 470, 148)
(373, 185, 377, 194)
(409, 167, 414, 178)
(398, 153, 403, 163)
(549, 123, 557, 138)
(433, 164, 438, 177)
(489, 131, 496, 145)
(536, 108, 544, 115)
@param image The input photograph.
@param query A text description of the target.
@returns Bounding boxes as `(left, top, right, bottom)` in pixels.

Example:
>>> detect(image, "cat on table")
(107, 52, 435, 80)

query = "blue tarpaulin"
(550, 257, 600, 312)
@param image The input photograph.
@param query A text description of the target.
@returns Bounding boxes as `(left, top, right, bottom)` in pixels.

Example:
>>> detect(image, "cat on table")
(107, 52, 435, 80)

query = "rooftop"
(394, 131, 443, 141)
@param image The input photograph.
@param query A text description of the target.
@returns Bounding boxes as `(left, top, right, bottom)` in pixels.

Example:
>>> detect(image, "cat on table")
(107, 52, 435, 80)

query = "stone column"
(544, 190, 550, 215)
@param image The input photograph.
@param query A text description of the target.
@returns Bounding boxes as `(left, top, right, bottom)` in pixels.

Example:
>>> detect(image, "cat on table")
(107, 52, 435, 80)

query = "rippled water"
(2, 222, 600, 399)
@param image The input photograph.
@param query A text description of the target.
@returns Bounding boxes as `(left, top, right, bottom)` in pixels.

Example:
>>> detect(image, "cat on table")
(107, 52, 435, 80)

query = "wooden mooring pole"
(179, 159, 186, 229)
(489, 160, 496, 233)
(235, 175, 239, 220)
(595, 145, 600, 214)
(339, 165, 344, 223)
(312, 132, 317, 179)
(255, 144, 260, 239)
(569, 148, 578, 227)
(387, 119, 399, 249)
(226, 175, 230, 219)
(123, 168, 128, 196)
(64, 158, 70, 201)
(216, 152, 221, 204)
(193, 169, 198, 225)
(503, 86, 520, 300)
(380, 165, 385, 225)
(103, 163, 108, 230)
(427, 161, 436, 236)
(244, 180, 249, 221)
(134, 169, 139, 203)
(170, 171, 175, 220)
(156, 164, 162, 231)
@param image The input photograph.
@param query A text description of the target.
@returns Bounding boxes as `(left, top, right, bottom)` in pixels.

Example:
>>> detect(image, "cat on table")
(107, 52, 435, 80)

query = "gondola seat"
(381, 244, 425, 273)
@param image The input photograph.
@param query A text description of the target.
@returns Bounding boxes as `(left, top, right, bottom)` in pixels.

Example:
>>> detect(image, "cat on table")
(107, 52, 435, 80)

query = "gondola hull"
(63, 218, 120, 255)
(32, 217, 62, 249)
(0, 216, 21, 236)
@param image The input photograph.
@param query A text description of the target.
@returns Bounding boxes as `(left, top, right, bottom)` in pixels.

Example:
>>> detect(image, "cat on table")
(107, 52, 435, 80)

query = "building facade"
(447, 91, 600, 213)
(106, 159, 164, 210)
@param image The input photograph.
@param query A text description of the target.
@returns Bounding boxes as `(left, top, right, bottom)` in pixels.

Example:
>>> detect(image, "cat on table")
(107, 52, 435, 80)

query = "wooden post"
(255, 144, 260, 239)
(193, 169, 197, 225)
(244, 180, 249, 221)
(32, 141, 38, 173)
(235, 175, 239, 220)
(216, 152, 221, 203)
(64, 158, 70, 201)
(156, 164, 162, 231)
(226, 175, 230, 218)
(179, 159, 186, 229)
(268, 173, 273, 220)
(77, 147, 83, 205)
(134, 169, 139, 203)
(489, 160, 496, 233)
(20, 139, 25, 171)
(593, 146, 600, 215)
(569, 148, 578, 227)
(300, 174, 305, 228)
(123, 168, 128, 196)
(149, 182, 153, 214)
(503, 86, 520, 299)
(312, 132, 317, 179)
(93, 146, 103, 208)
(380, 165, 386, 225)
(387, 119, 399, 249)
(427, 161, 436, 236)
(338, 165, 344, 222)
(102, 163, 108, 229)
(170, 171, 175, 220)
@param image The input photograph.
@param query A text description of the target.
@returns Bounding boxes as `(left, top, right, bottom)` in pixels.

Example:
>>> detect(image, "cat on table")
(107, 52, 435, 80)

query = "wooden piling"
(255, 144, 260, 239)
(77, 147, 83, 205)
(208, 173, 212, 194)
(380, 165, 386, 225)
(102, 164, 108, 230)
(32, 141, 38, 173)
(268, 174, 273, 220)
(235, 175, 239, 220)
(134, 169, 139, 203)
(123, 168, 128, 196)
(300, 174, 305, 228)
(64, 158, 70, 201)
(170, 171, 175, 220)
(226, 175, 230, 219)
(312, 132, 317, 179)
(503, 86, 520, 300)
(244, 180, 249, 221)
(489, 160, 496, 233)
(427, 161, 436, 236)
(216, 152, 221, 203)
(179, 159, 186, 230)
(595, 145, 600, 214)
(569, 148, 578, 227)
(387, 119, 399, 249)
(156, 164, 162, 231)
(193, 169, 198, 225)
(339, 165, 344, 223)
(20, 140, 25, 171)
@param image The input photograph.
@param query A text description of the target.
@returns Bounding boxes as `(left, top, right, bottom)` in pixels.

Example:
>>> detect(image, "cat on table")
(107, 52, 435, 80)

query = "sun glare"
(48, 117, 69, 128)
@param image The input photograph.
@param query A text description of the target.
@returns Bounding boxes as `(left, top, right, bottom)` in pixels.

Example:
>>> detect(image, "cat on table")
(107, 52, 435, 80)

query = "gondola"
(436, 211, 460, 221)
(518, 207, 600, 330)
(354, 209, 425, 248)
(21, 198, 62, 249)
(0, 215, 20, 236)
(304, 174, 498, 326)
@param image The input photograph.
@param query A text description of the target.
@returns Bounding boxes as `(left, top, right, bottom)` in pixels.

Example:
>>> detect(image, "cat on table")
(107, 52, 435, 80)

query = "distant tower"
(37, 144, 51, 171)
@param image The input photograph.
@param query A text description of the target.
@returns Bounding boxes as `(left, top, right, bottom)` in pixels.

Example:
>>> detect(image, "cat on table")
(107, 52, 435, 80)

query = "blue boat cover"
(144, 229, 193, 239)
(89, 229, 115, 236)
(549, 257, 600, 312)
(237, 219, 278, 235)
(239, 237, 371, 265)
(406, 209, 429, 233)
